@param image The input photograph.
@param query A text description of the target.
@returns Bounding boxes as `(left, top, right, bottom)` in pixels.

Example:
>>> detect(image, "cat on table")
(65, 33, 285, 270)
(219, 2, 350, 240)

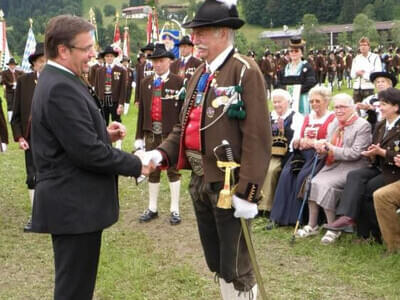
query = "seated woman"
(374, 154, 400, 254)
(269, 86, 335, 227)
(259, 89, 304, 215)
(295, 93, 372, 243)
(325, 88, 400, 237)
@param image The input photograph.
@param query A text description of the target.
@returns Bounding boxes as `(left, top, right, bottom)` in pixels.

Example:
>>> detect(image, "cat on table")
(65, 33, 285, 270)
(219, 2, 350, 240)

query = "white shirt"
(154, 70, 170, 82)
(206, 45, 234, 74)
(351, 52, 382, 90)
(47, 60, 75, 76)
(386, 115, 400, 131)
(181, 55, 192, 64)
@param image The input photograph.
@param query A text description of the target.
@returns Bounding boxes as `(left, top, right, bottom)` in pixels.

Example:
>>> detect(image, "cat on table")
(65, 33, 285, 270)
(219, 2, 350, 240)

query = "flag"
(122, 26, 130, 57)
(146, 8, 159, 43)
(21, 27, 36, 72)
(0, 17, 11, 70)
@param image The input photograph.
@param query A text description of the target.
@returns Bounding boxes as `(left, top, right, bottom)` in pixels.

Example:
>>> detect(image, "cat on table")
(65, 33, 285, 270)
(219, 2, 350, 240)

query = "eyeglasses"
(334, 105, 350, 110)
(69, 44, 94, 53)
(289, 49, 300, 53)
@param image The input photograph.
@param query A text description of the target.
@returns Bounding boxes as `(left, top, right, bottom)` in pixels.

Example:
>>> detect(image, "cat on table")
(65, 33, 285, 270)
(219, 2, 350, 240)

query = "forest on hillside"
(242, 0, 400, 27)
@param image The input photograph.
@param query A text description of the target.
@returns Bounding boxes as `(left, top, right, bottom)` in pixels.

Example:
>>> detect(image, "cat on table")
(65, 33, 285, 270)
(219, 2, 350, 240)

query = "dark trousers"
(353, 89, 374, 103)
(5, 91, 15, 111)
(24, 147, 36, 189)
(103, 102, 121, 126)
(337, 167, 385, 220)
(189, 174, 255, 291)
(52, 231, 102, 300)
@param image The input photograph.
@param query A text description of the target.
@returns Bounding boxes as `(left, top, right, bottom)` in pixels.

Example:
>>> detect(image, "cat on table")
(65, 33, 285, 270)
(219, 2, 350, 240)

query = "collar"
(106, 63, 114, 69)
(386, 115, 400, 131)
(182, 55, 192, 64)
(47, 60, 75, 76)
(271, 109, 293, 121)
(206, 45, 234, 74)
(154, 70, 169, 81)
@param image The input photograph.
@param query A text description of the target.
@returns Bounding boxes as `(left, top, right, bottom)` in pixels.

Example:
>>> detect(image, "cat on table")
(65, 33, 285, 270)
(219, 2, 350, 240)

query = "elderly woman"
(326, 88, 400, 239)
(277, 37, 317, 115)
(357, 71, 397, 129)
(295, 93, 372, 243)
(269, 86, 335, 227)
(259, 89, 304, 215)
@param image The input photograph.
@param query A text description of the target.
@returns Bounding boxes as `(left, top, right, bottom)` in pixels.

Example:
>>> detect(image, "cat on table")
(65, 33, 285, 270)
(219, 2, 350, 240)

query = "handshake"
(134, 139, 163, 177)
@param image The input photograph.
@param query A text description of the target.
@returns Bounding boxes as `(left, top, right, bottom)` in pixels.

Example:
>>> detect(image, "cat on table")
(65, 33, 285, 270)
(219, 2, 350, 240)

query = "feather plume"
(216, 0, 237, 9)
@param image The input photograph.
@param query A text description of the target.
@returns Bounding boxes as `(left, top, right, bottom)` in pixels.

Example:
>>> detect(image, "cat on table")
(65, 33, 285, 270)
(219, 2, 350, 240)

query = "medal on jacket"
(395, 140, 400, 152)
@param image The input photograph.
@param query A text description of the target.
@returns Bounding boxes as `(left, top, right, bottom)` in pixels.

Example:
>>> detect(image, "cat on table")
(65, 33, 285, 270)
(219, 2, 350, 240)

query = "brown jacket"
(88, 63, 102, 86)
(373, 119, 400, 184)
(136, 72, 184, 139)
(159, 51, 272, 203)
(94, 65, 127, 104)
(135, 61, 154, 103)
(170, 56, 202, 81)
(11, 72, 37, 141)
(1, 69, 24, 94)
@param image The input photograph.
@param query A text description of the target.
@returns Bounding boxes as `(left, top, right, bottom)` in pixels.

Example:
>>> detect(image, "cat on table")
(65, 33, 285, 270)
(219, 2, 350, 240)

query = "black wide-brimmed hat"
(148, 43, 175, 60)
(29, 43, 44, 65)
(183, 0, 244, 29)
(370, 71, 398, 87)
(7, 58, 17, 65)
(140, 42, 154, 52)
(100, 45, 118, 58)
(178, 35, 193, 47)
(289, 36, 306, 48)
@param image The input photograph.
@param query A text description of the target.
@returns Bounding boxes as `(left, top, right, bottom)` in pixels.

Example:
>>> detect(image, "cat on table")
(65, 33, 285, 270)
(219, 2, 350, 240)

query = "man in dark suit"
(170, 35, 201, 82)
(1, 58, 24, 121)
(30, 15, 153, 300)
(94, 45, 127, 126)
(135, 43, 184, 225)
(11, 43, 46, 232)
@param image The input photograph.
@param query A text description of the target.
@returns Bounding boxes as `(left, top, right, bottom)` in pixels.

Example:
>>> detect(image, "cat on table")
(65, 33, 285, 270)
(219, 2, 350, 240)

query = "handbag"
(290, 149, 305, 174)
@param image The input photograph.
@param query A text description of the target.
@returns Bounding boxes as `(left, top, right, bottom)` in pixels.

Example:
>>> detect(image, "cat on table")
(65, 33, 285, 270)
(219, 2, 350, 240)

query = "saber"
(216, 140, 268, 300)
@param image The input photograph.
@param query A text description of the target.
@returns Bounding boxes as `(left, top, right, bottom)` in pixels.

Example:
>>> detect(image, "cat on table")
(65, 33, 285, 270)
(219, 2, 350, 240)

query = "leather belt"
(185, 150, 204, 176)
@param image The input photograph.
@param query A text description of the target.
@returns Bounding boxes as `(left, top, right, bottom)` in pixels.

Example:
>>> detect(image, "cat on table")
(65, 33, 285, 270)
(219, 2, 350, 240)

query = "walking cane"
(214, 140, 268, 300)
(290, 153, 319, 245)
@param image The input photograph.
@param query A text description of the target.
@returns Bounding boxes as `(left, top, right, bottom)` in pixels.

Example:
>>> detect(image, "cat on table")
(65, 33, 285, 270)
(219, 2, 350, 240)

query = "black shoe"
(139, 209, 158, 223)
(170, 211, 181, 225)
(23, 218, 32, 232)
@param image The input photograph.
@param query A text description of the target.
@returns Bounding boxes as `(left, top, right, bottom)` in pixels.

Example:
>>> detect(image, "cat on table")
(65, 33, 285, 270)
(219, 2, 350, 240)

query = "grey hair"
(308, 85, 332, 103)
(213, 27, 235, 45)
(332, 93, 355, 106)
(271, 88, 292, 103)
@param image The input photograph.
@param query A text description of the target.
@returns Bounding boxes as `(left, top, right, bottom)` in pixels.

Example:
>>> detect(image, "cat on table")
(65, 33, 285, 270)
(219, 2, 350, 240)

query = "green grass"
(1, 84, 400, 299)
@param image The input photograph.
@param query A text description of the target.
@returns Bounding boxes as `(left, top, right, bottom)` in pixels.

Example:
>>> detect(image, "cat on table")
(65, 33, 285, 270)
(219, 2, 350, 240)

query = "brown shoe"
(323, 216, 355, 232)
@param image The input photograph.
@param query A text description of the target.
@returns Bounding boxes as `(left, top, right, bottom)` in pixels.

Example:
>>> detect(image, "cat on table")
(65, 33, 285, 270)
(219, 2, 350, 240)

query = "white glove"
(134, 139, 145, 150)
(132, 81, 136, 88)
(232, 195, 258, 219)
(140, 150, 163, 166)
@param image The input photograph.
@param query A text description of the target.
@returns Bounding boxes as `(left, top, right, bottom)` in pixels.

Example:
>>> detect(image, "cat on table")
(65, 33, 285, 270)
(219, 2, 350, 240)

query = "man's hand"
(18, 137, 29, 150)
(116, 104, 123, 116)
(362, 143, 386, 158)
(356, 70, 365, 77)
(232, 195, 258, 219)
(140, 150, 163, 166)
(394, 154, 400, 167)
(141, 160, 156, 176)
(107, 122, 126, 143)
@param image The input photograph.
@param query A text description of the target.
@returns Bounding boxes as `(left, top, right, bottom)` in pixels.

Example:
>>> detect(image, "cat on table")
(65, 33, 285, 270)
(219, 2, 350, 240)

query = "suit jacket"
(30, 64, 142, 234)
(94, 65, 127, 104)
(11, 72, 37, 141)
(170, 56, 202, 81)
(1, 69, 24, 94)
(158, 51, 272, 203)
(136, 73, 184, 139)
(373, 119, 400, 184)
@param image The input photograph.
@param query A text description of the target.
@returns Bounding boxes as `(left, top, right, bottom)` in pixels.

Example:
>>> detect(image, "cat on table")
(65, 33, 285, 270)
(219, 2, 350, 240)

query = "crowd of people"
(0, 0, 399, 299)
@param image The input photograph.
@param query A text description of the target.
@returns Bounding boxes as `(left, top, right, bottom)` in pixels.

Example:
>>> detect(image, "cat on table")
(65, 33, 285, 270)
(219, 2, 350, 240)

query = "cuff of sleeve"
(235, 182, 260, 204)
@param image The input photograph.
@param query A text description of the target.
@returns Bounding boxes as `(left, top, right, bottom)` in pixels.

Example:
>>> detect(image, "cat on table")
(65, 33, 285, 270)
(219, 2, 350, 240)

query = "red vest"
(151, 82, 163, 122)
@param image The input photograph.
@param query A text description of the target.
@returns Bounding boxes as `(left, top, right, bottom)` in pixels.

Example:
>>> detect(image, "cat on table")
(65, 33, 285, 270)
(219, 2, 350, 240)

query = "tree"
(129, 0, 145, 5)
(352, 13, 379, 48)
(103, 4, 116, 17)
(302, 14, 326, 50)
(337, 32, 350, 47)
(390, 20, 400, 46)
(93, 6, 103, 26)
(362, 4, 376, 19)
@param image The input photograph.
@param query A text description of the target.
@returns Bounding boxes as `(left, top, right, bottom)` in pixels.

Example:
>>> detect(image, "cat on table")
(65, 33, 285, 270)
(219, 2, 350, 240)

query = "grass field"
(1, 83, 400, 299)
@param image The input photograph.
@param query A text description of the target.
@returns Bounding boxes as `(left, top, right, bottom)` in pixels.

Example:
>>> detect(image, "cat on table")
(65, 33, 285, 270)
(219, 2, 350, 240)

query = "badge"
(148, 84, 152, 90)
(395, 140, 400, 152)
(212, 96, 230, 108)
(206, 107, 215, 118)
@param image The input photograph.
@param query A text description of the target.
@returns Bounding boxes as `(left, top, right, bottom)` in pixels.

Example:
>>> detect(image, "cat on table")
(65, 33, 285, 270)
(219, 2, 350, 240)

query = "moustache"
(195, 45, 208, 51)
